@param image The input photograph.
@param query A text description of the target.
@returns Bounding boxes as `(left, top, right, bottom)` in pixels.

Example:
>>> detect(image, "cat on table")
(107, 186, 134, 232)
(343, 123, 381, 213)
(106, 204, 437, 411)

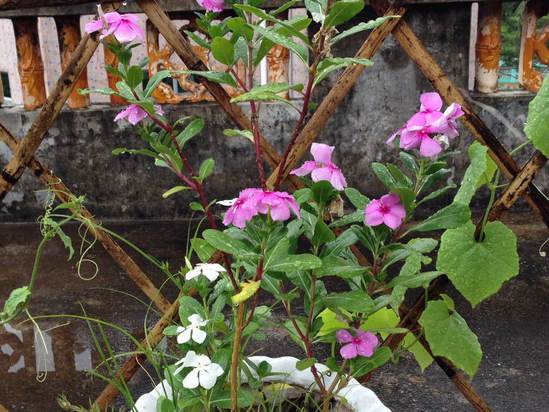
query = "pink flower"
(256, 191, 300, 222)
(222, 188, 262, 229)
(387, 92, 463, 158)
(336, 329, 379, 359)
(196, 0, 225, 12)
(364, 193, 406, 230)
(290, 143, 347, 191)
(85, 12, 144, 43)
(222, 189, 300, 228)
(114, 104, 163, 125)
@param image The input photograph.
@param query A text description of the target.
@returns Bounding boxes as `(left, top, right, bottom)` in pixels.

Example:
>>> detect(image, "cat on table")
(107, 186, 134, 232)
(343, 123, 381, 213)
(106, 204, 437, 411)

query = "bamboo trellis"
(0, 1, 548, 411)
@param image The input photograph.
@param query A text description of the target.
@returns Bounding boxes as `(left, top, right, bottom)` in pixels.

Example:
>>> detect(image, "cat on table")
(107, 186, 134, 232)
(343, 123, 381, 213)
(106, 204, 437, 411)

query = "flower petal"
(198, 369, 218, 389)
(177, 328, 192, 344)
(114, 107, 130, 122)
(84, 18, 105, 34)
(185, 268, 200, 280)
(336, 329, 354, 343)
(420, 92, 443, 112)
(191, 328, 207, 344)
(340, 343, 358, 359)
(311, 143, 334, 165)
(419, 136, 442, 158)
(329, 168, 347, 191)
(383, 212, 403, 230)
(269, 203, 291, 221)
(311, 166, 333, 183)
(380, 193, 400, 207)
(290, 160, 316, 177)
(365, 211, 384, 227)
(182, 369, 200, 389)
(202, 267, 221, 281)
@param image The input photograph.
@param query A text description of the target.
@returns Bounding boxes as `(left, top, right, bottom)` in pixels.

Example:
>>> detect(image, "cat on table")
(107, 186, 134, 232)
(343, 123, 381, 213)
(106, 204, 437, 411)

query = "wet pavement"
(1, 214, 548, 411)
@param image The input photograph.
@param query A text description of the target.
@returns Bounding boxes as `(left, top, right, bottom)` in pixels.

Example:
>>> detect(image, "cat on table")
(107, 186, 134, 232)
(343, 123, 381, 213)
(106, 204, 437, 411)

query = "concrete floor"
(0, 213, 548, 411)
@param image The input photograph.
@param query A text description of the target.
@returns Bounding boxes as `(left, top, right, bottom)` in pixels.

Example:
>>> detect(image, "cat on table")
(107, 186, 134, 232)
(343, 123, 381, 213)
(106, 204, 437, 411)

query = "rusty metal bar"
(0, 123, 172, 313)
(54, 15, 90, 109)
(475, 1, 502, 93)
(12, 17, 47, 110)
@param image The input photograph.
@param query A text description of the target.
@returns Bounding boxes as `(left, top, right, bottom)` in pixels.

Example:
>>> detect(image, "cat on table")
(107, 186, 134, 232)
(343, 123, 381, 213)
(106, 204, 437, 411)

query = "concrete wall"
(1, 4, 546, 222)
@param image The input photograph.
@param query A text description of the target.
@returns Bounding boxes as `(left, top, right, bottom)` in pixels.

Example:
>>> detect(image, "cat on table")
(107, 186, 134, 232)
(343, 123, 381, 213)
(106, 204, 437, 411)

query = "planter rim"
(134, 355, 391, 412)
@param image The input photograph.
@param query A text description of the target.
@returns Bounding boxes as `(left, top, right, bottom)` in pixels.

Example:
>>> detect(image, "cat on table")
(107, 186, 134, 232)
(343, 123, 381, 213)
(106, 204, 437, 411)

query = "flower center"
(352, 337, 362, 345)
(379, 204, 390, 214)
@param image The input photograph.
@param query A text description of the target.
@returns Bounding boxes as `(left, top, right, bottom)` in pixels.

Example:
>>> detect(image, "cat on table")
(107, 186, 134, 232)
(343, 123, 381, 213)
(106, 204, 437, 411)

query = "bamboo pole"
(0, 3, 121, 200)
(0, 123, 171, 313)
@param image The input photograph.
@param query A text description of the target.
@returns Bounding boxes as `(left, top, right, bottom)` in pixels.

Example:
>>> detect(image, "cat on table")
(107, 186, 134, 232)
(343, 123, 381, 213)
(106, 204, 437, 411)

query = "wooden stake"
(0, 123, 171, 313)
(0, 3, 120, 200)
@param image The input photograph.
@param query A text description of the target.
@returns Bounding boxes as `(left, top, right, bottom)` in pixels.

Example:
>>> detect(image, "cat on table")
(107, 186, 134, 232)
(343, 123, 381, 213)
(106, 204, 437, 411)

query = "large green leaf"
(454, 142, 489, 205)
(314, 57, 372, 85)
(324, 0, 364, 27)
(317, 255, 367, 278)
(437, 221, 519, 307)
(524, 76, 549, 157)
(202, 229, 256, 259)
(304, 0, 326, 23)
(174, 70, 237, 87)
(176, 118, 204, 147)
(410, 202, 470, 232)
(263, 237, 289, 271)
(419, 297, 482, 377)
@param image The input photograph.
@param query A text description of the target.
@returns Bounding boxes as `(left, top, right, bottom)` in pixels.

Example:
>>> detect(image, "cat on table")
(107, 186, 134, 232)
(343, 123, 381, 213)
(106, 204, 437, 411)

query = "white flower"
(174, 351, 224, 390)
(176, 314, 208, 344)
(185, 263, 226, 282)
(217, 198, 237, 207)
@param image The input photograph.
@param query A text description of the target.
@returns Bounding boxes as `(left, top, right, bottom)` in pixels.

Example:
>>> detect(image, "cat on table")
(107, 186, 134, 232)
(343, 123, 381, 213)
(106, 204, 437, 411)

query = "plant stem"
(476, 170, 500, 241)
(230, 302, 246, 412)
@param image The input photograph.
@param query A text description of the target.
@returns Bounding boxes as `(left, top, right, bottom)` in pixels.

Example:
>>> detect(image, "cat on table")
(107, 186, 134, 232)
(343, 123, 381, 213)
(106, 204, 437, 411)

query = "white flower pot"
(134, 356, 390, 412)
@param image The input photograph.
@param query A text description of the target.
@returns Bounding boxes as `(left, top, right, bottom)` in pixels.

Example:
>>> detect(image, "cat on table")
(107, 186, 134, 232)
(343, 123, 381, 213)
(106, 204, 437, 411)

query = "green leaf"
(419, 297, 482, 377)
(191, 238, 216, 262)
(371, 162, 396, 190)
(162, 185, 189, 198)
(0, 287, 31, 323)
(399, 151, 419, 174)
(174, 70, 237, 87)
(233, 4, 310, 45)
(226, 17, 254, 41)
(311, 180, 337, 205)
(403, 332, 433, 371)
(264, 237, 289, 271)
(157, 397, 176, 412)
(352, 347, 392, 377)
(202, 229, 256, 259)
(223, 128, 254, 142)
(253, 25, 309, 64)
(524, 75, 549, 157)
(410, 202, 470, 232)
(454, 142, 489, 205)
(417, 184, 457, 206)
(344, 187, 370, 209)
(437, 220, 519, 307)
(115, 81, 134, 101)
(324, 0, 364, 27)
(330, 15, 399, 44)
(317, 255, 367, 278)
(304, 0, 326, 23)
(230, 83, 303, 103)
(211, 37, 235, 66)
(296, 357, 317, 371)
(176, 118, 204, 147)
(211, 388, 255, 409)
(198, 158, 215, 182)
(269, 254, 322, 272)
(57, 228, 74, 260)
(318, 308, 348, 336)
(312, 219, 336, 246)
(184, 30, 211, 50)
(126, 66, 144, 89)
(323, 290, 374, 313)
(163, 325, 179, 336)
(361, 308, 399, 338)
(178, 295, 205, 321)
(329, 210, 364, 228)
(314, 57, 372, 85)
(145, 70, 172, 97)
